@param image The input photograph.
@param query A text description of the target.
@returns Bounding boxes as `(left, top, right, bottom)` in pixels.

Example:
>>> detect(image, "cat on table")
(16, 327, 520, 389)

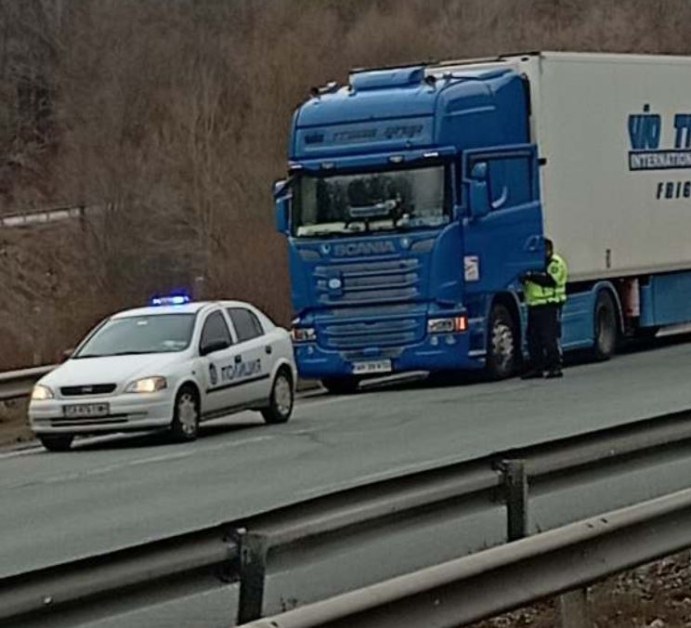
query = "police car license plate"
(352, 360, 392, 375)
(63, 403, 110, 419)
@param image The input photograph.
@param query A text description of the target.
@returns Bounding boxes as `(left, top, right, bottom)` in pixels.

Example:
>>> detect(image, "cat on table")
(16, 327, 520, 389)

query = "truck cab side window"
(488, 157, 533, 211)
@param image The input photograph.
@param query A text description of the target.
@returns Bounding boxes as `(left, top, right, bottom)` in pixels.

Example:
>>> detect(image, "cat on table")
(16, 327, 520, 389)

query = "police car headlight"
(126, 377, 167, 394)
(31, 384, 54, 401)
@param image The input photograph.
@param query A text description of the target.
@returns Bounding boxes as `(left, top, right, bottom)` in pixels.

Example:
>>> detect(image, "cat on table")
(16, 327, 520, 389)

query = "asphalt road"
(2, 336, 691, 580)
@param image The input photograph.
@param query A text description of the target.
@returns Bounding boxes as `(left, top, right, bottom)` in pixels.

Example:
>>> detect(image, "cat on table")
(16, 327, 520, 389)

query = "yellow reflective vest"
(524, 253, 568, 306)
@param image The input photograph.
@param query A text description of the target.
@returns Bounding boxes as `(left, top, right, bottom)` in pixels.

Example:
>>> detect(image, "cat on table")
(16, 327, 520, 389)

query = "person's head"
(544, 237, 554, 260)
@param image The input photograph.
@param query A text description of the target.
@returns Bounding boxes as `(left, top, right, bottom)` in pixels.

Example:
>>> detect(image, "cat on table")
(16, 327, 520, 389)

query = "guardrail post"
(558, 588, 589, 628)
(236, 529, 270, 624)
(502, 459, 529, 541)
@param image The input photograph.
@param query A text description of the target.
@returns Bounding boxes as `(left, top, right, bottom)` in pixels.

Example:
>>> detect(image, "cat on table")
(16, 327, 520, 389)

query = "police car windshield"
(74, 314, 195, 358)
(293, 164, 450, 237)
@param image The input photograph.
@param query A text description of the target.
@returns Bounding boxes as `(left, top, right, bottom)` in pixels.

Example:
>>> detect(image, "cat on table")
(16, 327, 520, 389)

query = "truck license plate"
(352, 360, 392, 375)
(63, 403, 110, 419)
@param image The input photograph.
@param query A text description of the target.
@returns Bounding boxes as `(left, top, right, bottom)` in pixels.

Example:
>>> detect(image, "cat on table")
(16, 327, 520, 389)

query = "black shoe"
(544, 369, 563, 379)
(521, 369, 543, 380)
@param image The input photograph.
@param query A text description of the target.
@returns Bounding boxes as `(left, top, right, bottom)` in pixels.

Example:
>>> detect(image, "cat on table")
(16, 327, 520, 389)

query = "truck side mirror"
(273, 179, 291, 235)
(468, 161, 490, 219)
(275, 196, 290, 234)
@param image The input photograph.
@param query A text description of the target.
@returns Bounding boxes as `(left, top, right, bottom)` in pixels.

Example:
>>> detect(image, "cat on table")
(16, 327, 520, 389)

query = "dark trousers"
(526, 304, 562, 372)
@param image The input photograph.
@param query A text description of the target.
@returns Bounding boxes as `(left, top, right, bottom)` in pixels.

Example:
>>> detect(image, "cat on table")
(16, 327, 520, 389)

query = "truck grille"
(321, 317, 425, 350)
(314, 259, 421, 305)
(60, 384, 117, 396)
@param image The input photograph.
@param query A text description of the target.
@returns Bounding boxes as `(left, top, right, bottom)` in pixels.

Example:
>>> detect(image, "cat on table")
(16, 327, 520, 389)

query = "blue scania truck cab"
(274, 52, 691, 392)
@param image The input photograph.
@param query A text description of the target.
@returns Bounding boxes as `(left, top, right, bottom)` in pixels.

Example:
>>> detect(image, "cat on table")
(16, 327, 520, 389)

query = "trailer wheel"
(486, 304, 518, 380)
(593, 291, 618, 361)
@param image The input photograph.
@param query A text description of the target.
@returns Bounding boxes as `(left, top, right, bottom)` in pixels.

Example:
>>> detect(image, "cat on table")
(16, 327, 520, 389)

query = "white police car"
(29, 297, 297, 451)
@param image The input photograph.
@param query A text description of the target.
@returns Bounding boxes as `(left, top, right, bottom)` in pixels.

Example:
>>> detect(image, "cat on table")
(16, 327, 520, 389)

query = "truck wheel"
(486, 304, 518, 380)
(593, 291, 618, 361)
(261, 368, 294, 424)
(170, 386, 200, 442)
(38, 434, 74, 452)
(321, 377, 360, 395)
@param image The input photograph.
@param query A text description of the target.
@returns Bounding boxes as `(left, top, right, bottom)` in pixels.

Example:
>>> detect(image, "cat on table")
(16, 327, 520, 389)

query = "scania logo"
(333, 241, 396, 257)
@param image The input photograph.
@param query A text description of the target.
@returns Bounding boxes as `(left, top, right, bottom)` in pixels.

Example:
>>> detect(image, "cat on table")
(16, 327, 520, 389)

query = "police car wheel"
(486, 304, 518, 380)
(39, 434, 74, 452)
(171, 387, 200, 442)
(262, 368, 293, 424)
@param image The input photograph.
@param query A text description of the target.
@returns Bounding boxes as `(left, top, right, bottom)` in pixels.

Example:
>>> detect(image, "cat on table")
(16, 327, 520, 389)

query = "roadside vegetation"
(2, 0, 691, 369)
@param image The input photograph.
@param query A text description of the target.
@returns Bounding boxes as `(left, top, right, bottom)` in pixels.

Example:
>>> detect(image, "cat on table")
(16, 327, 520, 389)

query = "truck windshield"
(293, 164, 450, 237)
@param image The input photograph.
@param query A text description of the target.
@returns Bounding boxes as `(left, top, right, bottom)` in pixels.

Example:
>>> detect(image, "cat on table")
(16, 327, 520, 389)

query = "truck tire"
(39, 434, 74, 452)
(321, 377, 360, 395)
(593, 291, 618, 361)
(486, 304, 519, 380)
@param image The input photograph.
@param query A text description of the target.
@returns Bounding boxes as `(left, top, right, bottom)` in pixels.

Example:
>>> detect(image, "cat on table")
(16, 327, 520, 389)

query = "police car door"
(197, 309, 237, 417)
(225, 306, 272, 406)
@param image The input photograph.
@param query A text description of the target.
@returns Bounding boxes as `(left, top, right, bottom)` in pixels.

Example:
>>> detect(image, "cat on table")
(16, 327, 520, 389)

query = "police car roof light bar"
(150, 294, 191, 306)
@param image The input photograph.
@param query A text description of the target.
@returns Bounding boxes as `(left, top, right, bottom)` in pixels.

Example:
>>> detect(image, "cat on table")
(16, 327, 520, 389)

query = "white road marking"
(2, 435, 275, 489)
(292, 453, 469, 500)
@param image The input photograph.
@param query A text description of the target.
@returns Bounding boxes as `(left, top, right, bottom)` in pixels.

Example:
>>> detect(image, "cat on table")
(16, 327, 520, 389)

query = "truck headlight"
(291, 327, 316, 343)
(31, 384, 54, 401)
(126, 377, 167, 394)
(427, 316, 468, 334)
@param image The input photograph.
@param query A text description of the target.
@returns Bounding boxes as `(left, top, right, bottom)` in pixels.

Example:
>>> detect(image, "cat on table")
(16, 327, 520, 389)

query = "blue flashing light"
(150, 294, 191, 307)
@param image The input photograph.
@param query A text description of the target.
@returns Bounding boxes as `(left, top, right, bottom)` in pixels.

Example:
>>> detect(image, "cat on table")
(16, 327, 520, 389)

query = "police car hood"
(41, 354, 183, 388)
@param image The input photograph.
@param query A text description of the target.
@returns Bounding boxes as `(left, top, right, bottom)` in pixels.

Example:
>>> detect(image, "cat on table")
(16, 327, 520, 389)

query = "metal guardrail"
(0, 364, 321, 403)
(246, 486, 691, 628)
(2, 408, 691, 627)
(0, 205, 88, 229)
(0, 365, 55, 401)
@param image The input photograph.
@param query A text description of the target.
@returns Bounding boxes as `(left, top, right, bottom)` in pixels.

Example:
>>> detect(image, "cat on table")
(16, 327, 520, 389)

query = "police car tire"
(262, 368, 294, 424)
(171, 386, 200, 442)
(486, 304, 518, 380)
(39, 434, 74, 452)
(593, 291, 618, 361)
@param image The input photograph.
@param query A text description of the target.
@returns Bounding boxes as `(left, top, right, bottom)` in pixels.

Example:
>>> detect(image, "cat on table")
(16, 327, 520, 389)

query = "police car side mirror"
(468, 161, 490, 219)
(200, 340, 230, 357)
(60, 348, 74, 363)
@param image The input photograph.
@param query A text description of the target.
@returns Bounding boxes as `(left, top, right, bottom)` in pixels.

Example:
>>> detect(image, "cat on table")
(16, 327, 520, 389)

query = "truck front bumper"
(295, 332, 484, 379)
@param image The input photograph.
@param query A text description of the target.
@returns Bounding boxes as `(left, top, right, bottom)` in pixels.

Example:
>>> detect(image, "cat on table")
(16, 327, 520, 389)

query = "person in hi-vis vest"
(521, 237, 568, 379)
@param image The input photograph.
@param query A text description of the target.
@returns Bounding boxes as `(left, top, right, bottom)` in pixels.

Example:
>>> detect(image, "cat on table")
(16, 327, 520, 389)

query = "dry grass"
(2, 0, 691, 368)
(473, 551, 691, 628)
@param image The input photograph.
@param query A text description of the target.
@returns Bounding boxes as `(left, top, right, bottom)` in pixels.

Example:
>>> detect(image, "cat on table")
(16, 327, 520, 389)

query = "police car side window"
(227, 308, 264, 343)
(200, 311, 232, 351)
